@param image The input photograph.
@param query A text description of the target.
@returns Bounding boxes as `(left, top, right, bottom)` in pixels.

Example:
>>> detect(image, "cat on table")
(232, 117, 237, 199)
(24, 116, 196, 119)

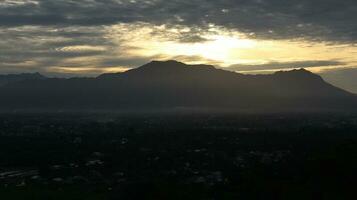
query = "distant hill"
(0, 60, 355, 112)
(0, 73, 46, 86)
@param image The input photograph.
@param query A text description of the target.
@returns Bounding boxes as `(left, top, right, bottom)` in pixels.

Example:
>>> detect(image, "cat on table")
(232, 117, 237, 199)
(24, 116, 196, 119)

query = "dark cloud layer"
(1, 0, 357, 42)
(0, 26, 112, 71)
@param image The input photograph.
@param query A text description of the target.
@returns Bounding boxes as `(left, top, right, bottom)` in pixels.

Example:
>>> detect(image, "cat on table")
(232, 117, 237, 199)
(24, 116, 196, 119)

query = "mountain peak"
(26, 72, 46, 78)
(119, 60, 217, 76)
(147, 60, 216, 68)
(97, 60, 219, 80)
(274, 68, 310, 74)
(274, 68, 321, 78)
(271, 68, 327, 89)
(140, 60, 187, 69)
(150, 60, 184, 65)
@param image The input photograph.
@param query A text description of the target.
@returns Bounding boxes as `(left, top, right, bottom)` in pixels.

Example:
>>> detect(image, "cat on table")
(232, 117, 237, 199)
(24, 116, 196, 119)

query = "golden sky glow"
(6, 22, 351, 76)
(5, 23, 354, 78)
(99, 23, 357, 74)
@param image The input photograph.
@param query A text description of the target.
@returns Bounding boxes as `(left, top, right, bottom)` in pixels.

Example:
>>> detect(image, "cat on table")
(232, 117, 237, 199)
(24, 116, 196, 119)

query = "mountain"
(0, 72, 46, 87)
(0, 60, 355, 112)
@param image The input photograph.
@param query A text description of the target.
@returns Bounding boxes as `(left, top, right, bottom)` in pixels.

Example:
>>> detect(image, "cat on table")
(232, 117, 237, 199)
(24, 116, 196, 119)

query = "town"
(0, 113, 356, 199)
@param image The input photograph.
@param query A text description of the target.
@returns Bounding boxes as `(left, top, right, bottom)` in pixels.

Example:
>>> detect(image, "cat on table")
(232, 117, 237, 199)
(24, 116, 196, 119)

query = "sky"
(0, 0, 357, 92)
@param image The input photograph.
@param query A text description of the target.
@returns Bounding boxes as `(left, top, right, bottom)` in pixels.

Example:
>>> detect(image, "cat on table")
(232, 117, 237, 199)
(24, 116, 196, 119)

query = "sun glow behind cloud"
(152, 35, 257, 66)
(105, 24, 260, 67)
(2, 23, 356, 77)
(104, 23, 357, 72)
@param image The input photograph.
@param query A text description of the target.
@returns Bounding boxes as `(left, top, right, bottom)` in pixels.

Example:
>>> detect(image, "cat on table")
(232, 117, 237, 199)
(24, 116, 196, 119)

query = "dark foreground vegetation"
(0, 112, 357, 199)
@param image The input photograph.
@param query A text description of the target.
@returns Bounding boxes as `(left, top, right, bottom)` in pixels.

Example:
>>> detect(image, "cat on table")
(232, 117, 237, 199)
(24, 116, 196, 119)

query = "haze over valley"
(1, 1, 357, 199)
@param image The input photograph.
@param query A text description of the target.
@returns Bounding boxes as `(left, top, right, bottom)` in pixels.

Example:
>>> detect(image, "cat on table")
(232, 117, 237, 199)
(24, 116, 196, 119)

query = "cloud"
(0, 26, 112, 72)
(0, 25, 157, 75)
(1, 0, 357, 77)
(0, 0, 357, 43)
(225, 60, 346, 72)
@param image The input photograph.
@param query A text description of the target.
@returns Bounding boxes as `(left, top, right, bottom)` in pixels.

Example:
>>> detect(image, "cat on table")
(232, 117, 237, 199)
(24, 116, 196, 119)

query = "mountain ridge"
(0, 60, 355, 112)
(0, 72, 46, 86)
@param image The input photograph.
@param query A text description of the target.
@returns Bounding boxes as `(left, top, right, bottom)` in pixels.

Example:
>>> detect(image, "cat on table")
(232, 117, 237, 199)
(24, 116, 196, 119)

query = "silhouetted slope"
(0, 60, 355, 112)
(0, 73, 46, 86)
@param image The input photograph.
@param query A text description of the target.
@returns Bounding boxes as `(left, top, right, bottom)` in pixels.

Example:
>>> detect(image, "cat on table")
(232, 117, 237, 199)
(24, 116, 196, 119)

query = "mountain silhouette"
(0, 72, 45, 87)
(0, 60, 355, 112)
